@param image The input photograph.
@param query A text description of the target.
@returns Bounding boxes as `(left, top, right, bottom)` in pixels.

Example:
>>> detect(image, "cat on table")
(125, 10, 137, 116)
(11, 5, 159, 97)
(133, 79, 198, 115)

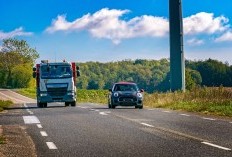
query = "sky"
(0, 0, 232, 64)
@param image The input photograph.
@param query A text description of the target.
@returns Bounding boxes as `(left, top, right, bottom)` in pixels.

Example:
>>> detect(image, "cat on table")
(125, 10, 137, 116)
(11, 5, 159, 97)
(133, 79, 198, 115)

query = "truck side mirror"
(33, 67, 36, 71)
(33, 72, 36, 78)
(76, 70, 80, 77)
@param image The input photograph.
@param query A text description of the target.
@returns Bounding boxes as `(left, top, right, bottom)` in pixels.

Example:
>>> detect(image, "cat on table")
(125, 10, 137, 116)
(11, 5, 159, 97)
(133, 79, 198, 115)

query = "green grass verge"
(0, 136, 6, 144)
(18, 87, 232, 117)
(0, 100, 13, 112)
(17, 88, 36, 99)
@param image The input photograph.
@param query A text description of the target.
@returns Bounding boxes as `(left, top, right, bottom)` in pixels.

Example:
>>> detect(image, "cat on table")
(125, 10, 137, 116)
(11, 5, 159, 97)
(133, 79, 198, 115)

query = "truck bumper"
(37, 94, 76, 103)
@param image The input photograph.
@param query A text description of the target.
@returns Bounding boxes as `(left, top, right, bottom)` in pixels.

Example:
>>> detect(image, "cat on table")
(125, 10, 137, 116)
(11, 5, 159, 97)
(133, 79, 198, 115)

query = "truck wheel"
(43, 103, 47, 108)
(65, 102, 69, 107)
(71, 101, 76, 107)
(38, 102, 43, 108)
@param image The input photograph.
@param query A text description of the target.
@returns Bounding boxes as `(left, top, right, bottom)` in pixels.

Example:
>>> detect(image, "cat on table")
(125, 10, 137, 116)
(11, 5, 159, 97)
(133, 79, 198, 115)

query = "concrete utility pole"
(169, 0, 185, 91)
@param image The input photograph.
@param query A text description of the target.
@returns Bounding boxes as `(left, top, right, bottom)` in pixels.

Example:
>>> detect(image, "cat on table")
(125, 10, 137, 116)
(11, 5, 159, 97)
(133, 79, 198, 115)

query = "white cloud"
(46, 8, 169, 44)
(186, 38, 204, 46)
(45, 8, 231, 44)
(183, 12, 229, 35)
(0, 27, 33, 40)
(215, 30, 232, 42)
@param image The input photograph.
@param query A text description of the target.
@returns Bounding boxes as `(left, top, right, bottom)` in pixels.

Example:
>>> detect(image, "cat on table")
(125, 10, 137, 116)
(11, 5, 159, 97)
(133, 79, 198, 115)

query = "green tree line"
(77, 59, 232, 93)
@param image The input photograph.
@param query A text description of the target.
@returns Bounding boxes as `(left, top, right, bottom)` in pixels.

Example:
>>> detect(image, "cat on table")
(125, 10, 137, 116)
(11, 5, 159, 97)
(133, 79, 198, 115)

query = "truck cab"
(33, 60, 80, 108)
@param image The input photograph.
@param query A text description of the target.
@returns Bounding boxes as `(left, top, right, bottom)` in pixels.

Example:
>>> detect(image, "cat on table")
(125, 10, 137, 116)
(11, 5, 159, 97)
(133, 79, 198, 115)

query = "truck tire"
(71, 101, 76, 107)
(65, 102, 69, 107)
(43, 103, 47, 108)
(38, 102, 43, 108)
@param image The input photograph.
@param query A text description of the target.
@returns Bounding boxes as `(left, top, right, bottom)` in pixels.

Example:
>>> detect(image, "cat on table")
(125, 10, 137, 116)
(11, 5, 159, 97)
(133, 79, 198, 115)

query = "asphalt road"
(0, 89, 232, 157)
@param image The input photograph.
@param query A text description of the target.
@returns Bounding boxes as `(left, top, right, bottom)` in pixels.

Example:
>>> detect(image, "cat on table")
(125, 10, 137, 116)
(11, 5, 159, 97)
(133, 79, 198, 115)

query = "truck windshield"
(41, 65, 72, 79)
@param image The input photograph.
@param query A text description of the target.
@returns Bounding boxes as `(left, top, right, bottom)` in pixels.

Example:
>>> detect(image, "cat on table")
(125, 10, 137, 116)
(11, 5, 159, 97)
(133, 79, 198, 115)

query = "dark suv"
(108, 82, 144, 109)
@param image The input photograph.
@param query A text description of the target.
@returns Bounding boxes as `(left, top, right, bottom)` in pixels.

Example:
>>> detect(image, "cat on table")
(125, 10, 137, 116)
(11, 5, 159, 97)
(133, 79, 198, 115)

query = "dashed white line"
(202, 117, 216, 121)
(46, 142, 57, 149)
(141, 123, 154, 128)
(29, 111, 34, 115)
(37, 124, 43, 128)
(23, 116, 40, 124)
(99, 112, 108, 115)
(163, 111, 171, 113)
(201, 142, 231, 151)
(40, 131, 48, 137)
(180, 114, 190, 117)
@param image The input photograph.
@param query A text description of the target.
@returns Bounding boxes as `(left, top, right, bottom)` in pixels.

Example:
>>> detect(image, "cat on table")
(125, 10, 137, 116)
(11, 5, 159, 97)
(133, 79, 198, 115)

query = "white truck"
(33, 60, 80, 108)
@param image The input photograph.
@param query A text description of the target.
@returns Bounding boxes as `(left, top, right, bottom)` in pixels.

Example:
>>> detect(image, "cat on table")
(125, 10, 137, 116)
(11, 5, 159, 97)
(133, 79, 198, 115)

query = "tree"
(0, 38, 39, 88)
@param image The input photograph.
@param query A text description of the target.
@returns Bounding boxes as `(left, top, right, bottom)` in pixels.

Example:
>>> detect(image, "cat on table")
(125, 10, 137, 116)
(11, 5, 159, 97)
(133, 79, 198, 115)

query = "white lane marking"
(46, 142, 57, 149)
(180, 114, 190, 117)
(147, 109, 154, 111)
(141, 123, 154, 128)
(201, 142, 231, 151)
(163, 111, 171, 113)
(40, 131, 48, 137)
(105, 111, 111, 114)
(229, 122, 232, 124)
(94, 110, 100, 112)
(24, 103, 28, 107)
(202, 117, 216, 121)
(37, 124, 43, 128)
(23, 116, 40, 124)
(99, 112, 108, 115)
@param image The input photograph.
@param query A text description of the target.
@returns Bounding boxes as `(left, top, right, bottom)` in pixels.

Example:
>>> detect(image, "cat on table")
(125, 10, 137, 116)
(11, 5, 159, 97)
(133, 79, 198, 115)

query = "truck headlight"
(40, 93, 47, 97)
(113, 92, 119, 97)
(137, 93, 142, 98)
(67, 91, 75, 96)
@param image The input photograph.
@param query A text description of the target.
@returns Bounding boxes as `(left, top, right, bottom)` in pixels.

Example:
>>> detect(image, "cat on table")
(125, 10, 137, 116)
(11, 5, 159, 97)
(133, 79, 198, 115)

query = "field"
(18, 87, 232, 117)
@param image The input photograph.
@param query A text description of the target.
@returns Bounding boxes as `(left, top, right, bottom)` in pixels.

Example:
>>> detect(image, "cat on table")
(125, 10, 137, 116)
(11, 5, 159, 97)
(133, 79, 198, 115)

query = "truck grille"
(47, 87, 67, 97)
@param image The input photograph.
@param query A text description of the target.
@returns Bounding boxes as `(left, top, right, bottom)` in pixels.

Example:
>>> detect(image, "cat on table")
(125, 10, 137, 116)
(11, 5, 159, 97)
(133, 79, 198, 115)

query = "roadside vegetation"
(0, 136, 6, 144)
(0, 100, 13, 112)
(18, 87, 232, 117)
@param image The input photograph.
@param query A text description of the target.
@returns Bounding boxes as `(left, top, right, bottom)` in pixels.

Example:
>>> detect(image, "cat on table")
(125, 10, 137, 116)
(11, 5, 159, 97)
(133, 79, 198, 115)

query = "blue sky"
(0, 0, 232, 64)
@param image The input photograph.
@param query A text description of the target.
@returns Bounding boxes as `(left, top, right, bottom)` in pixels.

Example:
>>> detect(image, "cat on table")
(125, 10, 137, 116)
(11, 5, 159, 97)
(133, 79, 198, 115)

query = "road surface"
(0, 89, 232, 157)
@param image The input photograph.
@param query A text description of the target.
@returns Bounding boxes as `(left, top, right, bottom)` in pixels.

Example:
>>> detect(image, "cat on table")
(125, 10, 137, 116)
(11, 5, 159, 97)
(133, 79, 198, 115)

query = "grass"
(0, 100, 13, 112)
(0, 136, 6, 144)
(17, 88, 36, 99)
(18, 86, 232, 117)
(143, 86, 232, 117)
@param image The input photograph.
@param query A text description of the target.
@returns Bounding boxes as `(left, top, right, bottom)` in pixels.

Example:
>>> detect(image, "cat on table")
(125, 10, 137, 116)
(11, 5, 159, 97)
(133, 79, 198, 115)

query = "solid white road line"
(202, 117, 216, 121)
(46, 142, 57, 149)
(201, 142, 231, 151)
(40, 131, 48, 137)
(37, 124, 43, 128)
(23, 116, 40, 124)
(141, 123, 154, 128)
(180, 114, 190, 117)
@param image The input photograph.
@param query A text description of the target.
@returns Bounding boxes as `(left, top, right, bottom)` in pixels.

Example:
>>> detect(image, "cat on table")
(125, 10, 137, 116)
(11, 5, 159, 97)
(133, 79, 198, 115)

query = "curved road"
(0, 89, 232, 157)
